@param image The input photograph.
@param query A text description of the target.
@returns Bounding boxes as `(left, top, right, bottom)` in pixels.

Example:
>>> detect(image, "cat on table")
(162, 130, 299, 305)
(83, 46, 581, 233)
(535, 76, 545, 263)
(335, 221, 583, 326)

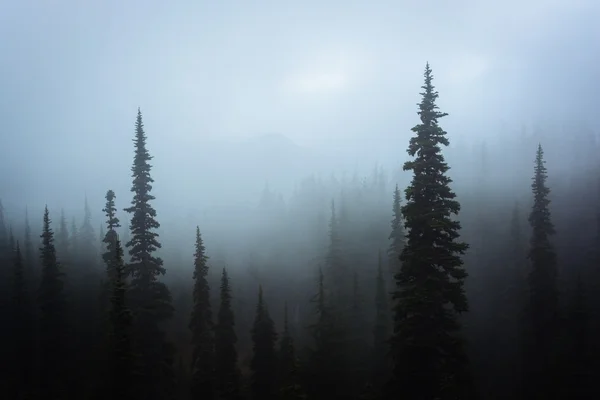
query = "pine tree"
(10, 242, 33, 399)
(389, 64, 472, 400)
(214, 268, 240, 400)
(124, 108, 174, 400)
(326, 200, 346, 308)
(70, 216, 79, 261)
(37, 206, 67, 400)
(107, 237, 134, 398)
(79, 195, 96, 269)
(189, 227, 214, 399)
(308, 267, 343, 399)
(56, 209, 70, 262)
(388, 184, 405, 276)
(250, 285, 278, 400)
(527, 143, 559, 394)
(24, 206, 34, 276)
(348, 269, 369, 390)
(373, 250, 390, 387)
(102, 190, 121, 283)
(278, 302, 305, 400)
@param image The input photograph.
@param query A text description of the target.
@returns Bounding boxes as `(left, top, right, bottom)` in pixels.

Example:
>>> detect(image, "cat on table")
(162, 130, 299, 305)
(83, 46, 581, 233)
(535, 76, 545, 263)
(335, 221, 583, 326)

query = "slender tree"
(107, 237, 134, 398)
(278, 302, 305, 399)
(388, 184, 405, 276)
(124, 108, 174, 400)
(102, 190, 121, 283)
(214, 268, 240, 400)
(56, 209, 70, 262)
(24, 206, 34, 276)
(389, 64, 472, 400)
(250, 285, 278, 400)
(526, 144, 559, 395)
(37, 206, 67, 400)
(79, 195, 96, 268)
(189, 226, 214, 399)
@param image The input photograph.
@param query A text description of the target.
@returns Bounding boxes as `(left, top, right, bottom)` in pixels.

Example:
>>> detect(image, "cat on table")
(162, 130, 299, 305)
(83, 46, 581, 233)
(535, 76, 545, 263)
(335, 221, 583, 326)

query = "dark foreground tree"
(189, 227, 214, 399)
(278, 302, 305, 399)
(107, 237, 134, 398)
(102, 190, 121, 284)
(214, 268, 240, 399)
(389, 63, 472, 400)
(526, 144, 559, 397)
(388, 184, 405, 277)
(250, 285, 278, 400)
(124, 108, 174, 400)
(38, 206, 67, 400)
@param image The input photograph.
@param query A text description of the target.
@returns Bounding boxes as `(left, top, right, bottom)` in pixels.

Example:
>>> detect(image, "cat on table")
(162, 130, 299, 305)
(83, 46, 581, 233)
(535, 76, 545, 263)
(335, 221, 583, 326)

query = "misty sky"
(1, 0, 599, 215)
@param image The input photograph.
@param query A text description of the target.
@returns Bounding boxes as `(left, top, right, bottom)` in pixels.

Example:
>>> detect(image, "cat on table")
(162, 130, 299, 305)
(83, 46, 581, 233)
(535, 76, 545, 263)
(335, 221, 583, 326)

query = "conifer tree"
(24, 207, 34, 275)
(102, 190, 121, 283)
(107, 237, 134, 398)
(10, 242, 33, 399)
(189, 226, 214, 399)
(308, 267, 343, 399)
(278, 302, 305, 399)
(527, 144, 559, 393)
(388, 184, 405, 277)
(326, 200, 345, 306)
(373, 250, 390, 387)
(250, 285, 278, 400)
(124, 108, 174, 400)
(79, 195, 96, 268)
(389, 64, 472, 400)
(70, 216, 79, 261)
(214, 268, 240, 400)
(9, 225, 14, 251)
(56, 209, 70, 262)
(37, 206, 67, 399)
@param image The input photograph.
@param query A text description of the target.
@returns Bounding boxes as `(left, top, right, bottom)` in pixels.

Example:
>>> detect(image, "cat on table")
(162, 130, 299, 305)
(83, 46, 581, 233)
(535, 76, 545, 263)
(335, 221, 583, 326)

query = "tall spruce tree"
(107, 237, 134, 398)
(527, 144, 559, 395)
(189, 226, 214, 399)
(102, 190, 121, 283)
(250, 285, 278, 400)
(388, 184, 405, 276)
(37, 206, 67, 400)
(214, 268, 240, 400)
(124, 108, 174, 400)
(389, 64, 472, 400)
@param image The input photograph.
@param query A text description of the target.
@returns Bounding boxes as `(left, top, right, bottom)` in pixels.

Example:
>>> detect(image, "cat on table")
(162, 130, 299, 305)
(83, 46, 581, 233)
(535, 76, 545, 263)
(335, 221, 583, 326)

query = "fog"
(1, 1, 600, 399)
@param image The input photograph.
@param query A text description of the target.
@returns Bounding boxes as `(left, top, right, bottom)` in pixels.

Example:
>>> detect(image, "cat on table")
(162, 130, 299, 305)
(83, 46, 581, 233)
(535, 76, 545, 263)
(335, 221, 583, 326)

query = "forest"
(1, 63, 599, 400)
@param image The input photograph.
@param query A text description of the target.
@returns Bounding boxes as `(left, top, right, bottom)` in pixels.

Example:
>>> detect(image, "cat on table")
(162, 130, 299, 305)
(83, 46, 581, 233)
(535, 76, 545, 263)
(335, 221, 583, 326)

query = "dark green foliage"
(526, 144, 559, 394)
(37, 206, 67, 399)
(189, 226, 214, 399)
(107, 237, 134, 398)
(373, 250, 390, 387)
(124, 108, 174, 400)
(250, 285, 278, 400)
(388, 184, 405, 276)
(214, 268, 240, 400)
(389, 64, 472, 400)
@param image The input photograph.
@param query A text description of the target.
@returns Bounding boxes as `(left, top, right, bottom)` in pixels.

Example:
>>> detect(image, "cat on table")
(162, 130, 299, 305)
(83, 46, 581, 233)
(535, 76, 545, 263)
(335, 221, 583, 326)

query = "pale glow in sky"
(283, 71, 348, 94)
